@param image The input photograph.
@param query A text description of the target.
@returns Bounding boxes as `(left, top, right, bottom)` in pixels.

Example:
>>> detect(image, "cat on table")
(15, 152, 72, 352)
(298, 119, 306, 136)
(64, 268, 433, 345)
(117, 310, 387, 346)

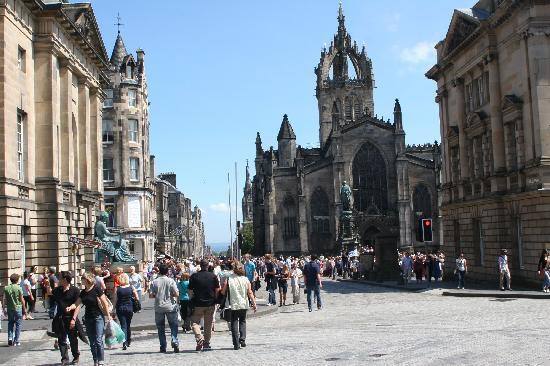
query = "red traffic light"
(424, 220, 431, 227)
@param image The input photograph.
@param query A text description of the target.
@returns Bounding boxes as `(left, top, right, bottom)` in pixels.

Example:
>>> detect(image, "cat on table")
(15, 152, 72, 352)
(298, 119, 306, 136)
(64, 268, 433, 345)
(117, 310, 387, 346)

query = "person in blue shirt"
(243, 255, 257, 295)
(177, 273, 191, 332)
(303, 255, 323, 312)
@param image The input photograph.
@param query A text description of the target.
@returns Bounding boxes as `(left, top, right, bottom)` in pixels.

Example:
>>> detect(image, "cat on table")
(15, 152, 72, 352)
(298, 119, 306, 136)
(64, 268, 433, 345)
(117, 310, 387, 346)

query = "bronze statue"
(94, 211, 135, 263)
(340, 181, 352, 212)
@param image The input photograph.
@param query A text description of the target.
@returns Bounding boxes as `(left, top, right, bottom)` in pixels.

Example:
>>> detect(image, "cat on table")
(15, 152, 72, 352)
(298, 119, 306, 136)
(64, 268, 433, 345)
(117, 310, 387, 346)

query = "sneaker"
(70, 358, 79, 365)
(160, 348, 167, 353)
(233, 345, 240, 350)
(7, 340, 13, 346)
(240, 340, 246, 348)
(172, 342, 179, 353)
(195, 339, 204, 351)
(500, 288, 505, 291)
(203, 342, 212, 351)
(309, 308, 312, 312)
(122, 343, 127, 350)
(14, 342, 21, 347)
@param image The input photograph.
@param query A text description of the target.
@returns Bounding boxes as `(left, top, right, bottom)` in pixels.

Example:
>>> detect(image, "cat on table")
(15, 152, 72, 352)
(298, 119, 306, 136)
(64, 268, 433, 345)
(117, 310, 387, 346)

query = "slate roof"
(110, 32, 128, 66)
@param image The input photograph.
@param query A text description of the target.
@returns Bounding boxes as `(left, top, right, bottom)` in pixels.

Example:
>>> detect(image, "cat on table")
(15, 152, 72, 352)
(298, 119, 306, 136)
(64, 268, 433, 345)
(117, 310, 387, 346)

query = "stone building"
(102, 30, 155, 262)
(154, 175, 174, 258)
(426, 0, 550, 285)
(251, 5, 440, 258)
(158, 173, 205, 258)
(0, 0, 108, 281)
(242, 161, 253, 224)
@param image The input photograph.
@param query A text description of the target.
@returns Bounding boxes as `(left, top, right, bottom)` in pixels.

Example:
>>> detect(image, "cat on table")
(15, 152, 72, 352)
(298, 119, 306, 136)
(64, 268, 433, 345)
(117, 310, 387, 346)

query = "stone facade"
(158, 173, 205, 259)
(242, 161, 253, 224)
(426, 0, 550, 285)
(0, 0, 108, 282)
(102, 30, 155, 262)
(251, 5, 440, 257)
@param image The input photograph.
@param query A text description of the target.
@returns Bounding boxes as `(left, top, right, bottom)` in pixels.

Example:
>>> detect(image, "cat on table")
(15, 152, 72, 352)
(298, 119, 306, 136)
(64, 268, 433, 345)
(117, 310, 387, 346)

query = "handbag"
(220, 282, 232, 322)
(131, 297, 141, 313)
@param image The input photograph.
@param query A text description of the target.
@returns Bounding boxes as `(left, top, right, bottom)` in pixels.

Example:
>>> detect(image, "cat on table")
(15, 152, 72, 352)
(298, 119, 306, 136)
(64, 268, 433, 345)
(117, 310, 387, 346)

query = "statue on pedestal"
(94, 211, 135, 263)
(340, 181, 352, 212)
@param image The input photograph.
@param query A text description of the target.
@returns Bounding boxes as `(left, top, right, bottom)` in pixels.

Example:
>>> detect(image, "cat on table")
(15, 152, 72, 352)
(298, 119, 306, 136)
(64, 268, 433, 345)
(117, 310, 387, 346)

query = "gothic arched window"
(332, 100, 340, 128)
(282, 196, 298, 239)
(352, 143, 387, 212)
(354, 98, 362, 120)
(310, 187, 330, 234)
(345, 96, 353, 122)
(413, 184, 432, 218)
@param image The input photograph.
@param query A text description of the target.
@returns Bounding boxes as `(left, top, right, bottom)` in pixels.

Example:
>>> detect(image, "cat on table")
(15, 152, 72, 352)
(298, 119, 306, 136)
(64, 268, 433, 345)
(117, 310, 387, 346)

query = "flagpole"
(235, 161, 239, 260)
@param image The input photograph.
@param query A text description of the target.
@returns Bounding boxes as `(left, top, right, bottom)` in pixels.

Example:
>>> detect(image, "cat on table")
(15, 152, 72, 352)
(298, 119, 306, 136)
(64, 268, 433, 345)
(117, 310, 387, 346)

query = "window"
(103, 89, 113, 107)
(17, 47, 26, 72)
(453, 220, 461, 257)
(129, 157, 139, 181)
(17, 111, 25, 181)
(472, 219, 484, 266)
(128, 90, 137, 107)
(282, 196, 298, 239)
(128, 119, 138, 142)
(515, 217, 524, 269)
(352, 143, 387, 212)
(102, 120, 114, 143)
(465, 72, 490, 112)
(311, 188, 330, 234)
(103, 158, 114, 181)
(344, 96, 353, 122)
(126, 65, 133, 79)
(105, 198, 116, 227)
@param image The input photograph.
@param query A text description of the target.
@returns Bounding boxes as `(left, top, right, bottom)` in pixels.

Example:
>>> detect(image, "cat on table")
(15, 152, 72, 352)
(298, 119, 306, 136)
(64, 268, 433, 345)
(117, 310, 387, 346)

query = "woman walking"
(66, 272, 112, 366)
(455, 252, 468, 289)
(177, 272, 191, 332)
(112, 273, 138, 350)
(221, 262, 256, 350)
(277, 265, 290, 306)
(290, 264, 302, 304)
(538, 249, 550, 292)
(20, 272, 34, 320)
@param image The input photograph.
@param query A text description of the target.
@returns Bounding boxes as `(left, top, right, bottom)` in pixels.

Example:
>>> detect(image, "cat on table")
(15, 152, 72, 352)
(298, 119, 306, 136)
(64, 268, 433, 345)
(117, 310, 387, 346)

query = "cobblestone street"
(5, 280, 550, 366)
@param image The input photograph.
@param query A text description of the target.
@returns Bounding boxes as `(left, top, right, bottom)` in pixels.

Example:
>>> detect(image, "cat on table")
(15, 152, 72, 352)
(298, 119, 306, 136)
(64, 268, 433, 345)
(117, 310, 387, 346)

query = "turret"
(277, 114, 297, 168)
(394, 98, 403, 131)
(255, 132, 263, 157)
(394, 99, 405, 155)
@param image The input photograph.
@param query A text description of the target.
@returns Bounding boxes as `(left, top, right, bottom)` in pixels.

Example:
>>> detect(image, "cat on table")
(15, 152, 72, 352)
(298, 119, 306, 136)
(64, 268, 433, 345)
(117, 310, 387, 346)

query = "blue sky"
(92, 0, 473, 244)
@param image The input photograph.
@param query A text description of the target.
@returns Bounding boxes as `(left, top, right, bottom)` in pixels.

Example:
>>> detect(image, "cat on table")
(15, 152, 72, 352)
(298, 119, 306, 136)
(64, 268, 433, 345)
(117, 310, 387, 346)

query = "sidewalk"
(1, 288, 277, 342)
(338, 278, 550, 299)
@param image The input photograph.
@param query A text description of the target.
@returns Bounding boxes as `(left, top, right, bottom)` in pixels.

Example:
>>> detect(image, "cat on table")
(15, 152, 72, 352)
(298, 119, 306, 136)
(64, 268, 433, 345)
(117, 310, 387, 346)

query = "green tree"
(241, 222, 254, 254)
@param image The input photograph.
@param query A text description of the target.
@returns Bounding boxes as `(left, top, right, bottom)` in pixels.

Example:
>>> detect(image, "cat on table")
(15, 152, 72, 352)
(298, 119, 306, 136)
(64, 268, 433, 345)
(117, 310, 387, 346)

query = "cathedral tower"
(315, 3, 375, 148)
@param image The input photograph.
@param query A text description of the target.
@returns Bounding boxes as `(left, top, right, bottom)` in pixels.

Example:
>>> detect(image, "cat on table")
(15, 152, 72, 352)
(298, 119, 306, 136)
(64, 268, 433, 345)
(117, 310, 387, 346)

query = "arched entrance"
(362, 226, 380, 248)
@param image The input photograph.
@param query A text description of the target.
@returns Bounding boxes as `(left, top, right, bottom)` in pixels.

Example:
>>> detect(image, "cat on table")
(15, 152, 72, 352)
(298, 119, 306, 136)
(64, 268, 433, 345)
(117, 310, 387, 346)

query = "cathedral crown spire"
(277, 114, 296, 141)
(338, 1, 345, 30)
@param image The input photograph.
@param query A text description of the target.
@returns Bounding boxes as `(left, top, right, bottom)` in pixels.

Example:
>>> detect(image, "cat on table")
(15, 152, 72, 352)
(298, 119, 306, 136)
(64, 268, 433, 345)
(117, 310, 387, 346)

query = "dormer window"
(126, 65, 133, 79)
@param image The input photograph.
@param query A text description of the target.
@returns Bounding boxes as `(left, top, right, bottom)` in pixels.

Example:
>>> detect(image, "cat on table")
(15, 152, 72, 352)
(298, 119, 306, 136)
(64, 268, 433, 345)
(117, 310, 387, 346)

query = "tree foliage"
(241, 222, 254, 254)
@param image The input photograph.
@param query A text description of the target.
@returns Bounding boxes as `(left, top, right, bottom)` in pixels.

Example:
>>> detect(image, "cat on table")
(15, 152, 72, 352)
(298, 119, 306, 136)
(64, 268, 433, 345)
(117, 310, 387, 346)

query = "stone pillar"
(437, 90, 451, 185)
(455, 79, 470, 197)
(298, 195, 308, 254)
(34, 50, 55, 178)
(89, 87, 102, 193)
(78, 81, 91, 191)
(487, 55, 507, 191)
(59, 61, 73, 184)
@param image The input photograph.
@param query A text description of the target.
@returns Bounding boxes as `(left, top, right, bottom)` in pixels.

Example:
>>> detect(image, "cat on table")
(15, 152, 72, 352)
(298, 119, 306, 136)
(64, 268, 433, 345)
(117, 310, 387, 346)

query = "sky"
(91, 0, 474, 244)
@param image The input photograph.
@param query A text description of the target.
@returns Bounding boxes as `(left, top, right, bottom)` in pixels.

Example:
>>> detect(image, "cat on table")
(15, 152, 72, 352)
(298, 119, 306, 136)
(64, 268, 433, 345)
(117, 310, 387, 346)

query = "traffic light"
(416, 219, 423, 242)
(422, 219, 433, 242)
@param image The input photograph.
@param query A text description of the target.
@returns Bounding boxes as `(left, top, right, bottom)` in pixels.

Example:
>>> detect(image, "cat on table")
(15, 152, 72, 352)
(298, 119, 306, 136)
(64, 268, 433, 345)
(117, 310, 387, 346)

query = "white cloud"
(399, 42, 436, 65)
(209, 203, 230, 213)
(385, 13, 401, 32)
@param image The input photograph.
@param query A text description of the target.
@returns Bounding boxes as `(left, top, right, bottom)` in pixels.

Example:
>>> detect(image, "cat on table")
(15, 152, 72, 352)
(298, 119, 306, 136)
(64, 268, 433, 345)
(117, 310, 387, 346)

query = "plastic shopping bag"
(104, 319, 126, 348)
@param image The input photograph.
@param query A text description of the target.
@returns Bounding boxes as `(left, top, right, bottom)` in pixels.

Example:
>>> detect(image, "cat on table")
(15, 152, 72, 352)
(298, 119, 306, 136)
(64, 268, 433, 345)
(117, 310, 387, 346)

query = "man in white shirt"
(498, 249, 511, 291)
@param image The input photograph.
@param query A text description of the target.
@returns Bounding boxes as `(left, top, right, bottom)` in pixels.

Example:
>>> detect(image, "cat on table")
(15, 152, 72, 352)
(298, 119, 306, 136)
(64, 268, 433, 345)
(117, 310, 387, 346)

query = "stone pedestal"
(374, 233, 400, 282)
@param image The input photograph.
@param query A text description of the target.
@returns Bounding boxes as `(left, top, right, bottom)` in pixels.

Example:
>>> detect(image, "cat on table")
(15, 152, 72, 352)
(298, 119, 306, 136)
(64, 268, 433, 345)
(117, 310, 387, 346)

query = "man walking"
(3, 273, 26, 346)
(498, 249, 512, 291)
(149, 264, 180, 353)
(264, 254, 277, 306)
(189, 259, 220, 351)
(303, 255, 322, 312)
(51, 271, 80, 365)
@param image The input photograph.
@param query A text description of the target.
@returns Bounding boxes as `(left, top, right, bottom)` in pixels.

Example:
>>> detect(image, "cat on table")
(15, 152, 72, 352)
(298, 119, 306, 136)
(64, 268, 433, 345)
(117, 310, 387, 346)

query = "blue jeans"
(116, 307, 133, 345)
(457, 270, 466, 288)
(84, 315, 105, 363)
(7, 308, 23, 343)
(306, 285, 322, 310)
(543, 270, 550, 289)
(155, 311, 179, 350)
(267, 278, 276, 305)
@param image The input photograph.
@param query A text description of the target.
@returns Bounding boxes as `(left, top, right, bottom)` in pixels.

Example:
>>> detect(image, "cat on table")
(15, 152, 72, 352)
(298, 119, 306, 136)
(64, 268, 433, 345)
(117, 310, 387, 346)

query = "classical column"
(89, 86, 102, 193)
(33, 49, 56, 178)
(487, 54, 507, 191)
(436, 90, 451, 185)
(455, 78, 470, 197)
(59, 59, 73, 184)
(78, 80, 91, 191)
